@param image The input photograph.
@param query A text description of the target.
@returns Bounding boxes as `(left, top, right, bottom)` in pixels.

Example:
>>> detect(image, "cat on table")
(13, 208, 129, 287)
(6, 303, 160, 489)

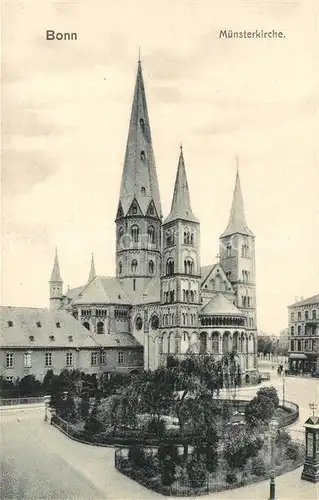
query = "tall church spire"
(164, 146, 198, 224)
(221, 168, 253, 237)
(117, 60, 162, 219)
(50, 248, 62, 282)
(88, 253, 96, 282)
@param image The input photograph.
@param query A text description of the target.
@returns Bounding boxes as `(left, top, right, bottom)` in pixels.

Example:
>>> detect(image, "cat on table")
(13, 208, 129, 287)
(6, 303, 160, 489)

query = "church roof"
(50, 249, 62, 282)
(200, 264, 216, 285)
(164, 147, 199, 224)
(200, 293, 244, 316)
(132, 277, 161, 305)
(0, 306, 91, 348)
(71, 276, 131, 305)
(289, 294, 319, 308)
(117, 60, 162, 218)
(0, 306, 141, 349)
(220, 170, 254, 238)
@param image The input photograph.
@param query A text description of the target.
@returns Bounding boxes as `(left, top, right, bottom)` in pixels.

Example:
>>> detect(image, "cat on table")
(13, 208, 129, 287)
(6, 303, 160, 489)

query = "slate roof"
(220, 170, 254, 238)
(164, 147, 199, 224)
(118, 60, 162, 218)
(200, 293, 244, 316)
(71, 276, 132, 305)
(0, 306, 141, 349)
(133, 277, 161, 305)
(200, 264, 216, 285)
(289, 294, 319, 308)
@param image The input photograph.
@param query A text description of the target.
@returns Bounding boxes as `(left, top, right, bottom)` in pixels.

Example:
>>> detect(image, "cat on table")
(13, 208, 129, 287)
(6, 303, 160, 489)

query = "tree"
(79, 391, 90, 419)
(84, 397, 103, 435)
(60, 394, 77, 423)
(245, 395, 275, 427)
(256, 386, 279, 408)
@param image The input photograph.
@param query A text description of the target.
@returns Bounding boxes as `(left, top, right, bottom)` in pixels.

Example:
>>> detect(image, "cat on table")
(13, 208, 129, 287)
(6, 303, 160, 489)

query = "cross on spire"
(309, 402, 317, 417)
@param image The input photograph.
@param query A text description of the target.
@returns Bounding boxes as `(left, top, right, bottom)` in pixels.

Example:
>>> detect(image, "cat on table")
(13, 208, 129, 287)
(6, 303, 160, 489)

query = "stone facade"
(45, 60, 259, 385)
(288, 294, 319, 374)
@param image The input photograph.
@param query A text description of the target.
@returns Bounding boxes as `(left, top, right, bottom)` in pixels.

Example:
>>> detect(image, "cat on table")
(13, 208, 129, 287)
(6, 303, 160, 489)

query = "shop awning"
(289, 353, 307, 359)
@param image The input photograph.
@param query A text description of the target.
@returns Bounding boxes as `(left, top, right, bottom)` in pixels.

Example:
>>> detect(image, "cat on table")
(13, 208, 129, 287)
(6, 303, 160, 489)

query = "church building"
(49, 60, 259, 384)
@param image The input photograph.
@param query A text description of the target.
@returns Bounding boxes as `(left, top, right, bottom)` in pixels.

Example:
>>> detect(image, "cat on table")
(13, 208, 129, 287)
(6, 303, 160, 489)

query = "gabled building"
(0, 306, 143, 382)
(47, 59, 259, 384)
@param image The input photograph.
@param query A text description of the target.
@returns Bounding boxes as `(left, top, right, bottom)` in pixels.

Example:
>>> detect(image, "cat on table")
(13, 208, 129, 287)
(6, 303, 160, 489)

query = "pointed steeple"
(221, 167, 254, 237)
(117, 60, 162, 219)
(88, 253, 96, 282)
(50, 248, 63, 282)
(164, 146, 199, 224)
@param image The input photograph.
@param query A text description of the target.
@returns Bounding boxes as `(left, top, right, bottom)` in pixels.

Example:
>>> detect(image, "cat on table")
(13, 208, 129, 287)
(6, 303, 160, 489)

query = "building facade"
(46, 60, 259, 384)
(0, 306, 143, 382)
(288, 294, 319, 374)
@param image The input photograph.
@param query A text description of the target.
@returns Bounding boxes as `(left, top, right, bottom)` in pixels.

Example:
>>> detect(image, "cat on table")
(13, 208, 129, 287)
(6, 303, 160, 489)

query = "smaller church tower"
(49, 249, 63, 310)
(219, 167, 256, 331)
(160, 147, 201, 360)
(88, 253, 96, 282)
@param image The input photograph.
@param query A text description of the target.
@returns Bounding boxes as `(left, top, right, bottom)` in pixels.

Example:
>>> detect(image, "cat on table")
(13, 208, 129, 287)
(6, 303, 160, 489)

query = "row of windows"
(5, 351, 126, 368)
(165, 258, 195, 276)
(201, 316, 246, 327)
(118, 225, 156, 245)
(241, 296, 253, 308)
(182, 289, 197, 302)
(290, 324, 318, 336)
(242, 270, 251, 282)
(225, 244, 250, 258)
(114, 309, 129, 319)
(291, 310, 317, 321)
(290, 340, 317, 352)
(164, 228, 195, 248)
(119, 260, 155, 275)
(7, 321, 61, 328)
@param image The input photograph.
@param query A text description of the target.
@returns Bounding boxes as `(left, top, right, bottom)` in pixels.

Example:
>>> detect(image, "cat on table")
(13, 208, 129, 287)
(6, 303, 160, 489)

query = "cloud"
(1, 150, 58, 196)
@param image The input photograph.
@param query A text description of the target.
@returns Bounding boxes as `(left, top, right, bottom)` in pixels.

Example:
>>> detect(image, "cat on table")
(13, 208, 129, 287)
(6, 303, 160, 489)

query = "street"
(0, 364, 318, 500)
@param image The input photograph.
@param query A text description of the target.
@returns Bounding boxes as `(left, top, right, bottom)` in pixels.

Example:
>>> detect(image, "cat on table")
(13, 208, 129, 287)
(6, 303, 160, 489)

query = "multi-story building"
(0, 306, 143, 382)
(45, 59, 259, 385)
(288, 294, 319, 374)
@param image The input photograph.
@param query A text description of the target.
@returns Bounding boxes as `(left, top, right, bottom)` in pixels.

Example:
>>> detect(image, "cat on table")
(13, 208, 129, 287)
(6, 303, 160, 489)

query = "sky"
(1, 0, 319, 334)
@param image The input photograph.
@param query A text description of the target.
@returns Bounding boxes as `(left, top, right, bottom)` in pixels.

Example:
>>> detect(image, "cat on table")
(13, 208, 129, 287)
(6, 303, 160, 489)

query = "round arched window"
(151, 315, 159, 330)
(135, 316, 143, 330)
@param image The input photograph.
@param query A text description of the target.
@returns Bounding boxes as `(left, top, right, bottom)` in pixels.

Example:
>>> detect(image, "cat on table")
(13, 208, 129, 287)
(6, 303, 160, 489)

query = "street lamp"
(269, 417, 279, 500)
(282, 371, 286, 406)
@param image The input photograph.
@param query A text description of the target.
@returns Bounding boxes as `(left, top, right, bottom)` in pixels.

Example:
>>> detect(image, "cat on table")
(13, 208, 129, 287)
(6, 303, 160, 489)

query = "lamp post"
(269, 417, 279, 500)
(282, 370, 286, 406)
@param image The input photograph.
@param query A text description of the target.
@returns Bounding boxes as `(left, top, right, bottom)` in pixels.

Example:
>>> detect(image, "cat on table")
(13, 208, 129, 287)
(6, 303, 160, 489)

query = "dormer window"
(29, 335, 34, 341)
(141, 187, 146, 195)
(139, 118, 145, 131)
(56, 322, 61, 328)
(132, 204, 138, 214)
(49, 335, 55, 341)
(68, 335, 73, 342)
(140, 150, 146, 161)
(7, 321, 13, 327)
(149, 205, 154, 215)
(36, 321, 42, 328)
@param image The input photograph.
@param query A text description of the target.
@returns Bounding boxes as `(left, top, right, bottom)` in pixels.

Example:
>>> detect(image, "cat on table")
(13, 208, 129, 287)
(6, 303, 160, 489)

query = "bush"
(147, 417, 166, 437)
(224, 427, 263, 470)
(79, 392, 90, 419)
(276, 430, 291, 449)
(251, 456, 267, 476)
(18, 375, 42, 397)
(205, 446, 219, 474)
(245, 395, 275, 427)
(128, 446, 146, 468)
(257, 386, 279, 408)
(84, 404, 103, 435)
(225, 471, 237, 484)
(187, 457, 207, 489)
(284, 441, 300, 461)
